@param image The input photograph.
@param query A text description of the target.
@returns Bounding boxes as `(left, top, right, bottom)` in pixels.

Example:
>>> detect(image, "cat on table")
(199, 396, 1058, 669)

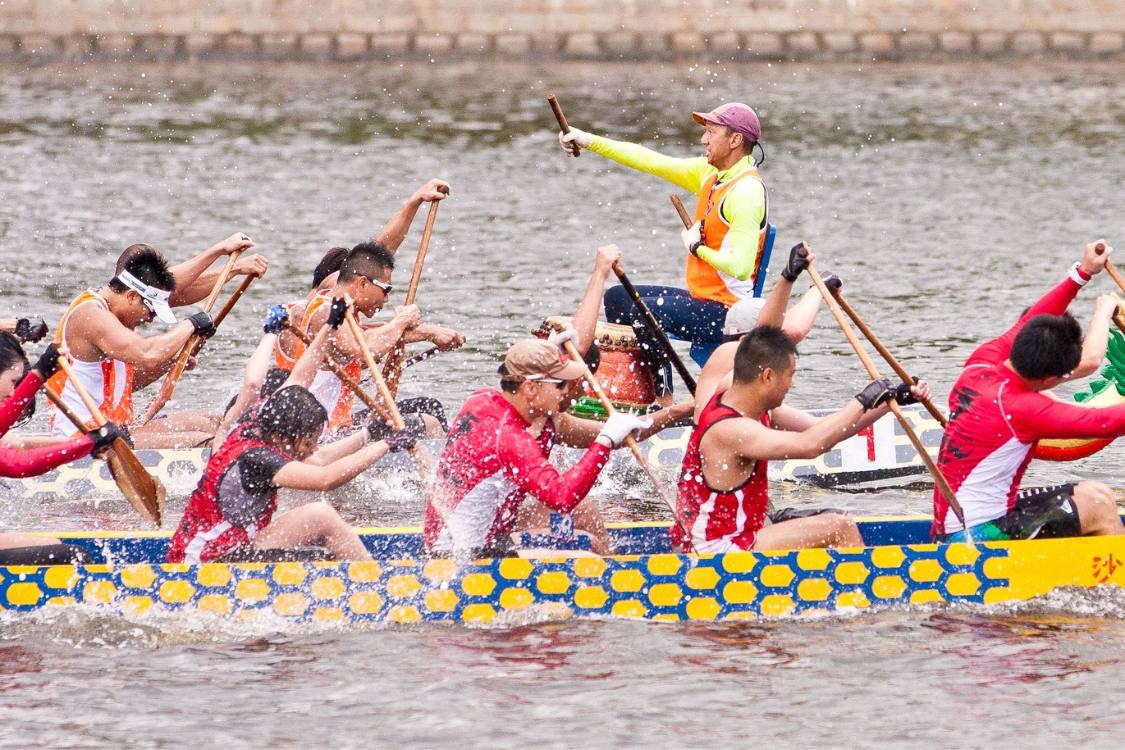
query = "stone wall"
(1, 1, 1124, 61)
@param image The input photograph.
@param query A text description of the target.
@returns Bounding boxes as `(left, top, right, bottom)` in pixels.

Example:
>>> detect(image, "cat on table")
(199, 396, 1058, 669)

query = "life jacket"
(273, 300, 305, 369)
(687, 164, 769, 306)
(166, 430, 289, 564)
(672, 391, 770, 553)
(47, 290, 136, 436)
(294, 290, 363, 433)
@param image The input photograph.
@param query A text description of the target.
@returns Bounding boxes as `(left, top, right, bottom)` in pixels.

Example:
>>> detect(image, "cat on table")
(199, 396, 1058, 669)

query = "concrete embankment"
(1, 0, 1123, 62)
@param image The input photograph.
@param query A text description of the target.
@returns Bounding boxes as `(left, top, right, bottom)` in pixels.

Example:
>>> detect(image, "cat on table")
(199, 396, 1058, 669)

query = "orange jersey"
(688, 168, 769, 306)
(47, 290, 136, 435)
(296, 290, 363, 433)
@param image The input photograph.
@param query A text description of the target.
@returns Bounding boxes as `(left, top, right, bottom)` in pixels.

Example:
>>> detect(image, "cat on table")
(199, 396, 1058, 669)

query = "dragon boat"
(5, 404, 944, 500)
(3, 516, 1125, 623)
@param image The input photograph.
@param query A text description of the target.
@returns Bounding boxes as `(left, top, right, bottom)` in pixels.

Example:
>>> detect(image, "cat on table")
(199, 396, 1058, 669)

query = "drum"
(535, 316, 656, 418)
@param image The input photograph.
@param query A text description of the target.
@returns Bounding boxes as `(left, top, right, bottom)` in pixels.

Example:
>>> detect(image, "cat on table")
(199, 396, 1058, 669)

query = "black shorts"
(938, 483, 1081, 543)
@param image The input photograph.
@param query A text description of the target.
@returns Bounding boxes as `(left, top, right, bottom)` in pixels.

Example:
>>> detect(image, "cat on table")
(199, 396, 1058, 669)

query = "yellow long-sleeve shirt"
(587, 136, 766, 281)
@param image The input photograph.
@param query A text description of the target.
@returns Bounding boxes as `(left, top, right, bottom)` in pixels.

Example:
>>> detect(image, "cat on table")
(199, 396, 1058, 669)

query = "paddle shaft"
(187, 274, 254, 359)
(611, 262, 697, 396)
(548, 94, 579, 157)
(832, 293, 948, 428)
(403, 346, 440, 368)
(344, 310, 437, 496)
(383, 188, 447, 396)
(671, 195, 693, 229)
(802, 258, 966, 529)
(560, 340, 697, 553)
(140, 251, 245, 424)
(284, 323, 393, 423)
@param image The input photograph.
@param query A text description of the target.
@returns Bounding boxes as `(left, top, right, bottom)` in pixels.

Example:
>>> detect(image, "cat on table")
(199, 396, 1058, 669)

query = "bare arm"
(284, 323, 337, 390)
(705, 399, 870, 465)
(173, 254, 268, 307)
(1065, 294, 1117, 381)
(553, 398, 693, 448)
(374, 179, 451, 253)
(165, 233, 256, 307)
(211, 334, 279, 450)
(402, 324, 465, 350)
(271, 440, 391, 491)
(67, 304, 195, 370)
(572, 244, 621, 356)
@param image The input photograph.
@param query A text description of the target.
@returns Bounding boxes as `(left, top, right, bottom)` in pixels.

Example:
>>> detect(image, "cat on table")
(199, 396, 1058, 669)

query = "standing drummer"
(558, 102, 770, 383)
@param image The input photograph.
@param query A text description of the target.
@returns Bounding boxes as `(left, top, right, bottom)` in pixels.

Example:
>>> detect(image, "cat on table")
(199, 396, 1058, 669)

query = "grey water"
(1, 60, 1125, 746)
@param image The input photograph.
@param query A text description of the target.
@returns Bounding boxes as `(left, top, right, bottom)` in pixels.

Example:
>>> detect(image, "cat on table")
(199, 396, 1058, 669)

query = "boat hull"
(3, 519, 1123, 624)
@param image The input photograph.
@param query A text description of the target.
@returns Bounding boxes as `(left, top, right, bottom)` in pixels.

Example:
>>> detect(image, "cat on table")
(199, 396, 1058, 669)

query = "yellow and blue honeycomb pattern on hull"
(6, 535, 1121, 623)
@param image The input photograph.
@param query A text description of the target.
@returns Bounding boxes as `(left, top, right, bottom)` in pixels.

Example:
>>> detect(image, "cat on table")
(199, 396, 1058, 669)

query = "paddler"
(934, 240, 1125, 543)
(559, 102, 769, 382)
(47, 246, 222, 448)
(282, 242, 462, 438)
(674, 317, 931, 554)
(0, 335, 120, 565)
(168, 299, 425, 564)
(115, 232, 266, 308)
(424, 337, 693, 559)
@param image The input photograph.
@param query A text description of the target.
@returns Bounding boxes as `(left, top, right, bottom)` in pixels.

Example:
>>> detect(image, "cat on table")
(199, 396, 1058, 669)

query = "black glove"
(188, 311, 217, 339)
(854, 378, 895, 411)
(263, 304, 289, 335)
(385, 430, 418, 453)
(89, 422, 126, 454)
(32, 345, 61, 380)
(366, 412, 426, 444)
(327, 297, 348, 330)
(819, 270, 842, 294)
(780, 242, 811, 282)
(15, 317, 48, 344)
(894, 377, 921, 405)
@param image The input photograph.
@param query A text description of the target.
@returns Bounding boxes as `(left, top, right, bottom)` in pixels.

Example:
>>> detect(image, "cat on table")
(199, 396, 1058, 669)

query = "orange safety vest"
(47, 290, 136, 431)
(296, 291, 363, 433)
(687, 166, 769, 307)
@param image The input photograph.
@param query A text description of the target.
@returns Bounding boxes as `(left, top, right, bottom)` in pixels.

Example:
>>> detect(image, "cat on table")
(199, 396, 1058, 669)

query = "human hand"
(547, 322, 579, 352)
(14, 317, 48, 343)
(32, 345, 60, 380)
(394, 304, 422, 330)
(412, 179, 451, 203)
(263, 304, 290, 335)
(894, 377, 930, 405)
(218, 232, 254, 255)
(1080, 239, 1111, 277)
(188, 311, 217, 339)
(234, 253, 269, 278)
(594, 244, 622, 277)
(854, 377, 895, 411)
(681, 221, 703, 257)
(598, 412, 653, 448)
(327, 298, 349, 330)
(559, 127, 593, 156)
(1094, 294, 1121, 320)
(89, 422, 126, 456)
(781, 242, 814, 282)
(429, 327, 465, 351)
(818, 270, 842, 294)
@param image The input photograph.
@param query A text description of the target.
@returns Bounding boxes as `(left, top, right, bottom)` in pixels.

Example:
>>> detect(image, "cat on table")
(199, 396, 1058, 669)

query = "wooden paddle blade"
(105, 438, 162, 526)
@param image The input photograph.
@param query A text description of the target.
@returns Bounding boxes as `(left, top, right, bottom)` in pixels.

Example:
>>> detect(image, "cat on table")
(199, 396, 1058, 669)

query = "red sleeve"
(1006, 390, 1125, 442)
(0, 436, 94, 478)
(0, 370, 43, 437)
(497, 423, 611, 513)
(966, 276, 1082, 367)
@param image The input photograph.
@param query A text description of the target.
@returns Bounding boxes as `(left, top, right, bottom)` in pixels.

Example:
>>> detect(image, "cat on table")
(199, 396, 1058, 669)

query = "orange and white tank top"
(47, 290, 136, 437)
(687, 167, 769, 306)
(273, 300, 305, 369)
(296, 290, 363, 434)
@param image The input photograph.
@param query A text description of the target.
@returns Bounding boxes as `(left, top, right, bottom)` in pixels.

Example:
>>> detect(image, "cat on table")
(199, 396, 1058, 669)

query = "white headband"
(116, 269, 177, 323)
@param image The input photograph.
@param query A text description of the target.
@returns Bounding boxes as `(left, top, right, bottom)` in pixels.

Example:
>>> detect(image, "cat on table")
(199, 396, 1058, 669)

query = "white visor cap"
(116, 269, 177, 324)
(722, 298, 766, 338)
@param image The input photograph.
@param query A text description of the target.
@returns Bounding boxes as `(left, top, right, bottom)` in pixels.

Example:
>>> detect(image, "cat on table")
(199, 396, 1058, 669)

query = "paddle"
(382, 184, 449, 397)
(559, 339, 699, 554)
(54, 359, 164, 526)
(671, 194, 694, 228)
(139, 251, 245, 425)
(403, 345, 440, 369)
(343, 309, 437, 493)
(548, 94, 580, 157)
(283, 322, 395, 423)
(800, 247, 967, 532)
(611, 261, 698, 396)
(829, 291, 948, 428)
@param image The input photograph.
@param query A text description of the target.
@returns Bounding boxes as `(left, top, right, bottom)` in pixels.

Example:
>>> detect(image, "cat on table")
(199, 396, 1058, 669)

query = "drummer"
(423, 337, 680, 559)
(559, 102, 770, 384)
(674, 323, 931, 554)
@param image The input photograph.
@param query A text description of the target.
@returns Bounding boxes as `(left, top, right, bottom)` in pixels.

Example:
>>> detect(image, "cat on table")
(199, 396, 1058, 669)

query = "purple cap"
(692, 103, 761, 143)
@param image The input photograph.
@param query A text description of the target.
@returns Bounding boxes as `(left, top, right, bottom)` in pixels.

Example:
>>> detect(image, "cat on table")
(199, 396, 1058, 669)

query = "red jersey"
(672, 392, 770, 553)
(167, 430, 292, 563)
(0, 371, 94, 478)
(935, 273, 1125, 536)
(423, 389, 610, 553)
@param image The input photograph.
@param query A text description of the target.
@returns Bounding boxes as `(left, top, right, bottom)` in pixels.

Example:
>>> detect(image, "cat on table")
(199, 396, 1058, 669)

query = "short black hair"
(0, 331, 27, 376)
(733, 325, 798, 385)
(1009, 313, 1083, 380)
(254, 385, 327, 442)
(109, 245, 176, 294)
(338, 242, 394, 284)
(311, 247, 349, 289)
(260, 367, 293, 399)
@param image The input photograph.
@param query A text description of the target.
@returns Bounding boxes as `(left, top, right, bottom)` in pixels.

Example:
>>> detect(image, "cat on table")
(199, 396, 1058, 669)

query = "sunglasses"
(533, 377, 568, 389)
(362, 276, 393, 295)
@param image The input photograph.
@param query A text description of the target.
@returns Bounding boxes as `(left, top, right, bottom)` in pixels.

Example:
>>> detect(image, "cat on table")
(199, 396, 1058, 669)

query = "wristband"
(1069, 263, 1092, 286)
